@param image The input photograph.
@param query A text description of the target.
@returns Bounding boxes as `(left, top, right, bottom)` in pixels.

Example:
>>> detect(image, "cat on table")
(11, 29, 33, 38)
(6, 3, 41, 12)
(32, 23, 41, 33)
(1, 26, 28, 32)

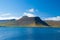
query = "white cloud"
(0, 13, 11, 17)
(0, 17, 16, 20)
(44, 16, 60, 21)
(27, 8, 38, 13)
(23, 8, 38, 17)
(0, 17, 19, 20)
(0, 13, 20, 20)
(0, 16, 21, 20)
(0, 8, 38, 20)
(23, 12, 35, 17)
(28, 8, 34, 12)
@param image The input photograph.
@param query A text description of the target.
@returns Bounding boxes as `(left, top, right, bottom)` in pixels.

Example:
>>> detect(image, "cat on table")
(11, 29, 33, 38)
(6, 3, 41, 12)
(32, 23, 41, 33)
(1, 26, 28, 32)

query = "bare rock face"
(16, 16, 49, 26)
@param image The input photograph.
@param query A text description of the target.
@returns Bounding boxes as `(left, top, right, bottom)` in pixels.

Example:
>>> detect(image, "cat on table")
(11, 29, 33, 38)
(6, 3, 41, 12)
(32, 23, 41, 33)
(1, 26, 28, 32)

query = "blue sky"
(0, 0, 60, 20)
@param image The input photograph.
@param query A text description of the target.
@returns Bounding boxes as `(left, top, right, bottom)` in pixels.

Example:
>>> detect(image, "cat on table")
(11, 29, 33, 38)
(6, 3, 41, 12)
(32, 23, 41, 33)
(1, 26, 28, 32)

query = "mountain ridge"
(16, 16, 49, 26)
(0, 16, 60, 27)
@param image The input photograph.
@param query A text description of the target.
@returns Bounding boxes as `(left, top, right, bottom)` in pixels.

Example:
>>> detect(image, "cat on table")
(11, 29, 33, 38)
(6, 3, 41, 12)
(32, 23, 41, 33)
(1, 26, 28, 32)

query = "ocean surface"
(0, 27, 60, 40)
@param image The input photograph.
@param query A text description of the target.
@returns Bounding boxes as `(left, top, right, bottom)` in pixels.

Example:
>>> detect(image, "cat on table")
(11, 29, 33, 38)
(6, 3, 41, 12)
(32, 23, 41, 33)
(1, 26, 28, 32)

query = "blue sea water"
(0, 27, 60, 40)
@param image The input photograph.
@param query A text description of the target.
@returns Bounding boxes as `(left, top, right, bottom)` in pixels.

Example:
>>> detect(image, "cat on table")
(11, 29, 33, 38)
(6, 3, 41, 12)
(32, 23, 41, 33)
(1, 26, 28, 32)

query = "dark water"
(0, 27, 60, 40)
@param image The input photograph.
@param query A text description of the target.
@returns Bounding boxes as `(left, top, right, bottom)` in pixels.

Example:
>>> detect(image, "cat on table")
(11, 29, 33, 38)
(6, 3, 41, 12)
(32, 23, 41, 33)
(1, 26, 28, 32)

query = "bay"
(0, 27, 60, 40)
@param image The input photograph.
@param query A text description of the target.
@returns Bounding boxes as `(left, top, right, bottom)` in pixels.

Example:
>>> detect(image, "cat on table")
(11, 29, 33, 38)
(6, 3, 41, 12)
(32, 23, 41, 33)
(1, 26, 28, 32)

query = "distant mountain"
(0, 16, 50, 27)
(45, 20, 60, 27)
(1, 16, 60, 27)
(0, 19, 16, 26)
(0, 16, 60, 27)
(0, 19, 16, 23)
(16, 16, 49, 26)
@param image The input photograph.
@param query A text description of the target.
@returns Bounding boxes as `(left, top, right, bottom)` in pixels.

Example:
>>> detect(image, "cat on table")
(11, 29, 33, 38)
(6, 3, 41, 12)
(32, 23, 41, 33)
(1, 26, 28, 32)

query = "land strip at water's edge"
(0, 16, 60, 27)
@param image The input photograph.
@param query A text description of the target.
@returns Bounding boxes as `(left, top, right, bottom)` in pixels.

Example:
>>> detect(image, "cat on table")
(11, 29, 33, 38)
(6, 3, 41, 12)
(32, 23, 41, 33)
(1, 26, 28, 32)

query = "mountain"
(0, 16, 51, 27)
(0, 19, 16, 26)
(0, 16, 60, 27)
(16, 16, 49, 26)
(45, 20, 60, 27)
(0, 19, 16, 23)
